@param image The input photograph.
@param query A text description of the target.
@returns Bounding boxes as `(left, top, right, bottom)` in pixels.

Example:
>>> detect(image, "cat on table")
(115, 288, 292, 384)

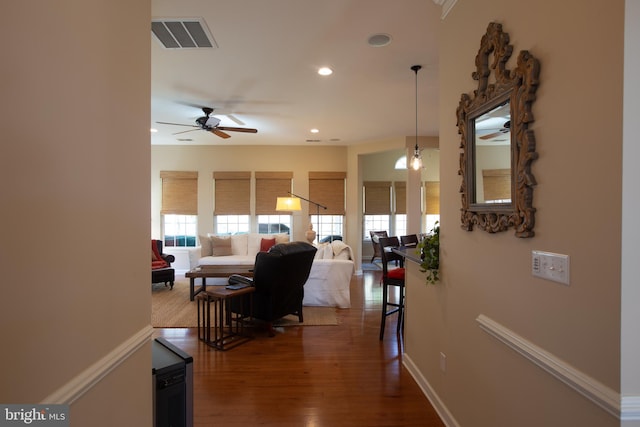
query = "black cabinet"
(152, 338, 193, 427)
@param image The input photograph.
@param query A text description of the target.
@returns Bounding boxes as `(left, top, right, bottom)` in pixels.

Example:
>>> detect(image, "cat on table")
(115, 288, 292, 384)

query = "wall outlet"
(532, 250, 570, 285)
(440, 352, 446, 373)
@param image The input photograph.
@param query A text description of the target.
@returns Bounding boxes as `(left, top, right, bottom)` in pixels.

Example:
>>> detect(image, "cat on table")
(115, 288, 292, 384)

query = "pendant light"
(410, 65, 422, 170)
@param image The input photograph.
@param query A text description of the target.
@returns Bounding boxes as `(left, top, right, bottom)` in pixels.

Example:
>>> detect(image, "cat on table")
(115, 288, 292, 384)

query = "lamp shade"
(275, 197, 302, 211)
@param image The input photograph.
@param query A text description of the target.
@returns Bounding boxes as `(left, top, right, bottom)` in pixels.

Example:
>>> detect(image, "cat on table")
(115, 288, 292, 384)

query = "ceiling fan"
(157, 107, 258, 139)
(479, 120, 510, 140)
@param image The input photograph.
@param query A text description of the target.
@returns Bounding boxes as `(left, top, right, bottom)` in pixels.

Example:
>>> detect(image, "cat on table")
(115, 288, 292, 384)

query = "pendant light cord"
(411, 65, 422, 155)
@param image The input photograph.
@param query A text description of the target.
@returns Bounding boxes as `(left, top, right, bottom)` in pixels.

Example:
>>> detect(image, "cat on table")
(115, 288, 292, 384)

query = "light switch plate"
(532, 250, 570, 285)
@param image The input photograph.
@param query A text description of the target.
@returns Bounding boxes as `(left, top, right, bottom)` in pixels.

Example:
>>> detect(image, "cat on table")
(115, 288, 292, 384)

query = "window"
(364, 181, 391, 239)
(424, 181, 440, 233)
(257, 215, 291, 234)
(364, 215, 390, 240)
(481, 169, 511, 203)
(215, 215, 250, 235)
(395, 214, 407, 237)
(255, 172, 293, 235)
(161, 171, 198, 247)
(310, 215, 343, 242)
(214, 171, 251, 234)
(309, 171, 346, 242)
(163, 214, 197, 246)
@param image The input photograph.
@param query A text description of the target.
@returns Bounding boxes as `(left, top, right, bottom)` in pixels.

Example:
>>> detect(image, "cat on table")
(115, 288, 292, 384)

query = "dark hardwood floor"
(153, 268, 445, 427)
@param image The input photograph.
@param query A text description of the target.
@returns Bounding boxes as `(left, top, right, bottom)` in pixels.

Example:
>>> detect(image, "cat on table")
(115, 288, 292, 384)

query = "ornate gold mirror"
(457, 22, 540, 237)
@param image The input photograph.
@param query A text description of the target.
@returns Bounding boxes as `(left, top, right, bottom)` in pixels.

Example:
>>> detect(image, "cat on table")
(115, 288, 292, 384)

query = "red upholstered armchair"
(152, 239, 175, 289)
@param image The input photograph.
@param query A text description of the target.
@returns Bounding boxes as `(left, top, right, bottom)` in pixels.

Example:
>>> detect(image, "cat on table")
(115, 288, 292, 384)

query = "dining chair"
(400, 234, 419, 247)
(377, 236, 405, 340)
(369, 230, 389, 263)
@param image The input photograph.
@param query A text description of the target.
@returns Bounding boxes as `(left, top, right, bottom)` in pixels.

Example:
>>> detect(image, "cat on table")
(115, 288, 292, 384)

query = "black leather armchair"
(231, 241, 317, 336)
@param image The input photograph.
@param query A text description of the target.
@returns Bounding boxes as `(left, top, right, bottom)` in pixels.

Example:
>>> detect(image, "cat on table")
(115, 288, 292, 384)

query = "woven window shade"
(364, 181, 391, 215)
(160, 171, 198, 215)
(255, 172, 293, 215)
(424, 181, 440, 215)
(213, 171, 251, 215)
(394, 181, 406, 214)
(482, 169, 511, 201)
(309, 172, 346, 215)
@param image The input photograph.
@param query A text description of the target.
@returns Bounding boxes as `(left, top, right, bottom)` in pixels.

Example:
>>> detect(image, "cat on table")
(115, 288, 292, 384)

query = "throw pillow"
(260, 238, 276, 252)
(199, 235, 213, 257)
(210, 236, 232, 256)
(152, 259, 168, 270)
(151, 240, 163, 261)
(274, 233, 290, 244)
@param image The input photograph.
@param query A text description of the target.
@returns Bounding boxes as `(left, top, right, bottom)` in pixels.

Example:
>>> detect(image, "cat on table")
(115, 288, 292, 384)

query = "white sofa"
(194, 233, 354, 308)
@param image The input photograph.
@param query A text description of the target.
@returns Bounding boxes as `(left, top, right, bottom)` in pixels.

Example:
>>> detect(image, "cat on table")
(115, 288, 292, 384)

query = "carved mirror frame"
(457, 22, 540, 237)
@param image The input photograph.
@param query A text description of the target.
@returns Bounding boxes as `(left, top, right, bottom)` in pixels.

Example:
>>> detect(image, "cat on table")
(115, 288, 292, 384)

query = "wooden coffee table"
(185, 265, 254, 301)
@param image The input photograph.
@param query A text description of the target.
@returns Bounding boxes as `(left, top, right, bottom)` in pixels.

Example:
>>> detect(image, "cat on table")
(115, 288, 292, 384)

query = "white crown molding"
(476, 314, 621, 418)
(432, 0, 458, 19)
(42, 325, 154, 404)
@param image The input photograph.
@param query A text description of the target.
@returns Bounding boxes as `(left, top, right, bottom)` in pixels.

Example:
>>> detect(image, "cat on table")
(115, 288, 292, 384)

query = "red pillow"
(152, 260, 169, 270)
(151, 240, 168, 269)
(387, 267, 405, 280)
(260, 238, 277, 252)
(151, 240, 163, 261)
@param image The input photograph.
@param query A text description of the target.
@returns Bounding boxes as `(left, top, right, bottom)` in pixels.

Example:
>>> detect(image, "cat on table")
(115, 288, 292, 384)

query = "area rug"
(152, 278, 339, 328)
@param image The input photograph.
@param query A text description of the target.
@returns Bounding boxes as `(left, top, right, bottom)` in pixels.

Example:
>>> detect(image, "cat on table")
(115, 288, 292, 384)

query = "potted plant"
(416, 221, 440, 284)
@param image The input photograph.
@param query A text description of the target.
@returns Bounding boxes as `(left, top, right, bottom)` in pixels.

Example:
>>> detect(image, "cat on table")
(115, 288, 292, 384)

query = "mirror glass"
(473, 101, 511, 204)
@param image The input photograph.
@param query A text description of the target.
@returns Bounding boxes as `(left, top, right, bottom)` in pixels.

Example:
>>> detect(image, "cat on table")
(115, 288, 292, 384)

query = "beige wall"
(403, 1, 627, 426)
(0, 2, 152, 426)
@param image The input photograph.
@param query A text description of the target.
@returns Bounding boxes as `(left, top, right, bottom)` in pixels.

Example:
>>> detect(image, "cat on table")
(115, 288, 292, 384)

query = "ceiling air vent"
(152, 18, 217, 49)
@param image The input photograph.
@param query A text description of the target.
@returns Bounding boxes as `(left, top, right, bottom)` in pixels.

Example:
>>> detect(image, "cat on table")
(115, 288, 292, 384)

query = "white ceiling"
(151, 0, 442, 146)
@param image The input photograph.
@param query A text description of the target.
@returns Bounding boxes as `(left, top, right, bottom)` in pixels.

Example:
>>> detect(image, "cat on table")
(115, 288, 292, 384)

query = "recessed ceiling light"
(367, 33, 392, 47)
(310, 128, 319, 133)
(318, 67, 333, 76)
(150, 128, 158, 133)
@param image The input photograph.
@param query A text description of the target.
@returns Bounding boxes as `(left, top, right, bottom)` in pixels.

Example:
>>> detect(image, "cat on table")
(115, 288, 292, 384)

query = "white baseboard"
(403, 355, 460, 427)
(42, 325, 154, 404)
(621, 396, 640, 420)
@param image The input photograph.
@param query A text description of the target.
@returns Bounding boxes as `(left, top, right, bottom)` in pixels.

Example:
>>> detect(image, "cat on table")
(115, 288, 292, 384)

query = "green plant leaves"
(416, 221, 440, 284)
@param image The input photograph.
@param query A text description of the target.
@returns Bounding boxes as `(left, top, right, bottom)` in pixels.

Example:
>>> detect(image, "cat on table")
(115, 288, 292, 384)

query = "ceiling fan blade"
(212, 129, 231, 139)
(480, 131, 503, 140)
(217, 126, 258, 133)
(172, 128, 200, 135)
(225, 114, 245, 126)
(156, 121, 197, 128)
